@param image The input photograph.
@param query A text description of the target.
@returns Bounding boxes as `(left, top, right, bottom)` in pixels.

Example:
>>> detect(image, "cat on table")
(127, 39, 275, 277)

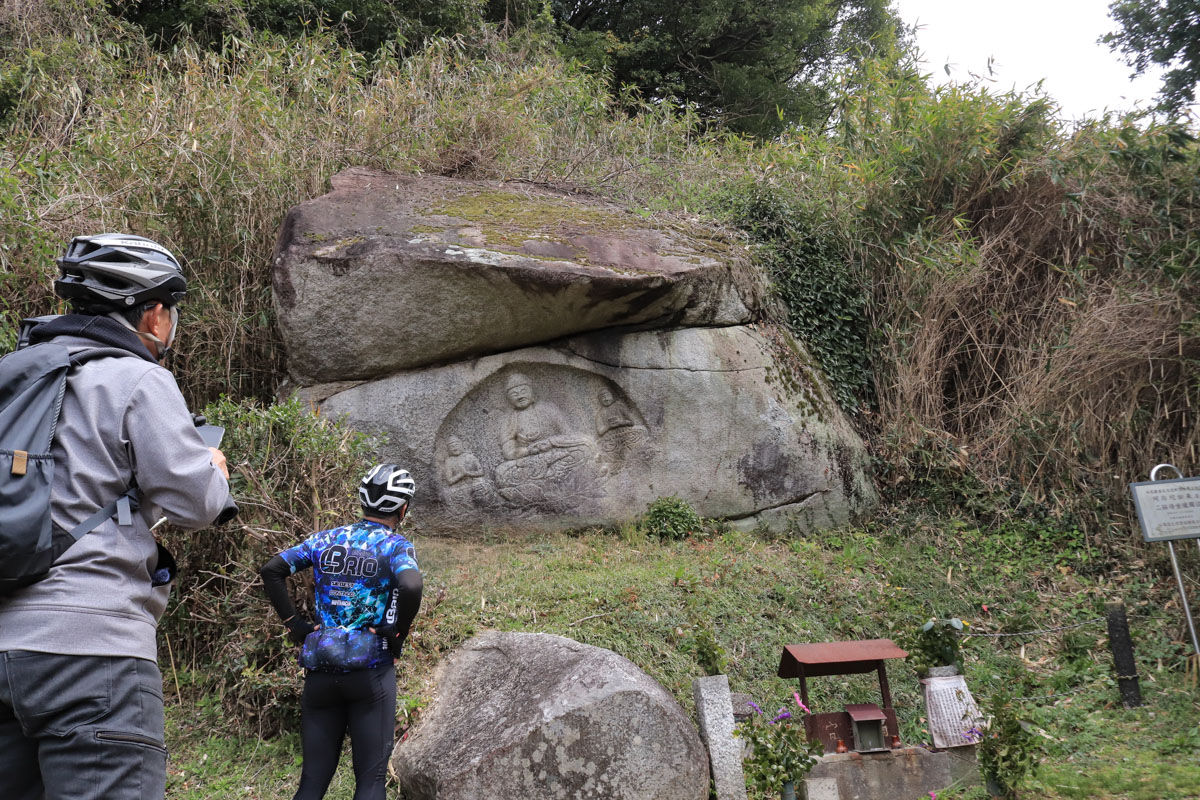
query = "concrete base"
(942, 744, 981, 788)
(805, 747, 952, 800)
(804, 777, 840, 800)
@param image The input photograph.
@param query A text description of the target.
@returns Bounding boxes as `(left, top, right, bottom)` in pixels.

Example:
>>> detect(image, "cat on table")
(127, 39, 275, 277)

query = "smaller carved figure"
(594, 387, 648, 462)
(442, 435, 484, 486)
(441, 435, 496, 509)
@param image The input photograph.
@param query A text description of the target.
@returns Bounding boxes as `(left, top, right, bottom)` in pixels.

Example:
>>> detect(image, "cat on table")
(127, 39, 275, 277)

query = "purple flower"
(747, 701, 763, 715)
(770, 709, 792, 724)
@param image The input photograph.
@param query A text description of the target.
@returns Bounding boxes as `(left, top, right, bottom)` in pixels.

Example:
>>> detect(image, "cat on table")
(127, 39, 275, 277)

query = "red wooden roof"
(777, 639, 908, 678)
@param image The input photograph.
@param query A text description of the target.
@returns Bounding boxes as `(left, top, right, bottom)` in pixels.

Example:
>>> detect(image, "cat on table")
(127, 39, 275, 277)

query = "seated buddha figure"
(494, 372, 596, 502)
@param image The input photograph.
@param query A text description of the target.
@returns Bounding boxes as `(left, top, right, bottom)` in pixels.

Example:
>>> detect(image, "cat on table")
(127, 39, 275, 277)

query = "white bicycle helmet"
(55, 233, 187, 312)
(359, 464, 416, 515)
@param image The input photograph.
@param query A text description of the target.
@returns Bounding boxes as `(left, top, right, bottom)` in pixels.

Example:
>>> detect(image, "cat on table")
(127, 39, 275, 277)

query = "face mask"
(153, 305, 180, 363)
(164, 305, 179, 349)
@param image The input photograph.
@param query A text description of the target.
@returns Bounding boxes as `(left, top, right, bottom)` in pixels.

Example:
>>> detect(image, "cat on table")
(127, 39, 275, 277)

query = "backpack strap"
(66, 488, 142, 542)
(67, 346, 144, 367)
(60, 346, 147, 539)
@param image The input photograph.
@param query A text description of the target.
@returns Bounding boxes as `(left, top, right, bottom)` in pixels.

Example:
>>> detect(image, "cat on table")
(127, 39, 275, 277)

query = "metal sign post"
(1129, 464, 1200, 664)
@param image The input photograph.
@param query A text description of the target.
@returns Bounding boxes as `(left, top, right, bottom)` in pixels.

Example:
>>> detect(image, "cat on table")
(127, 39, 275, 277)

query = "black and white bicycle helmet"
(359, 464, 416, 515)
(54, 233, 187, 312)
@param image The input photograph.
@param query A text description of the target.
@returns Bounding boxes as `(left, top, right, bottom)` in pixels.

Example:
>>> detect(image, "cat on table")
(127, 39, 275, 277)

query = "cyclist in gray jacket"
(0, 234, 235, 800)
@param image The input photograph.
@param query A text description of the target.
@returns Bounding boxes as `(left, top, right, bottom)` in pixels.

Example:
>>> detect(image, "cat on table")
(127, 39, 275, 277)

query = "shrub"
(111, 0, 486, 53)
(828, 54, 1200, 525)
(896, 617, 966, 677)
(738, 699, 823, 797)
(726, 181, 872, 413)
(687, 627, 727, 676)
(974, 691, 1044, 799)
(639, 496, 704, 541)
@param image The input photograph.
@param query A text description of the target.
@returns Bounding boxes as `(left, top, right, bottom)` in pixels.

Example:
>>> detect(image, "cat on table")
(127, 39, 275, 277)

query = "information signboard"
(1129, 476, 1200, 542)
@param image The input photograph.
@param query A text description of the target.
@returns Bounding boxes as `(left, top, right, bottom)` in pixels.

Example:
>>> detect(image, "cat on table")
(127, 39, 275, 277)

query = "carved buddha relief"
(594, 387, 649, 462)
(494, 372, 604, 510)
(440, 435, 496, 509)
(436, 366, 653, 516)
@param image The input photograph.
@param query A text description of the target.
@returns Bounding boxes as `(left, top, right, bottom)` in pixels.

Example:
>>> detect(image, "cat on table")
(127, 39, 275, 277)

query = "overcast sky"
(889, 0, 1193, 123)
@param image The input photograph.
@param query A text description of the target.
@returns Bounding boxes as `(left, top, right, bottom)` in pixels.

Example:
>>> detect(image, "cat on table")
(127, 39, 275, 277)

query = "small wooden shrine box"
(845, 703, 889, 752)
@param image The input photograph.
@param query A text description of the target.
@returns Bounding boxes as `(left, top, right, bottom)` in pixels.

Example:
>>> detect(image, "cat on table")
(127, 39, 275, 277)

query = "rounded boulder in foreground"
(391, 631, 710, 800)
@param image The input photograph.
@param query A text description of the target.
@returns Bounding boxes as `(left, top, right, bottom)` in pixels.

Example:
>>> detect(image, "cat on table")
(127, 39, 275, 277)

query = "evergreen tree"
(1103, 0, 1200, 115)
(550, 0, 903, 137)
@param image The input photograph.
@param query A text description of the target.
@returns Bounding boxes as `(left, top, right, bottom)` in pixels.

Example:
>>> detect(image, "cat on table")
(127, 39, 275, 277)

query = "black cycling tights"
(294, 664, 396, 800)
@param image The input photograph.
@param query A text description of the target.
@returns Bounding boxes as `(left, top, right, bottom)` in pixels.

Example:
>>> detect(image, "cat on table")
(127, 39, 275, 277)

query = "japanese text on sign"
(1129, 477, 1200, 542)
(920, 675, 982, 749)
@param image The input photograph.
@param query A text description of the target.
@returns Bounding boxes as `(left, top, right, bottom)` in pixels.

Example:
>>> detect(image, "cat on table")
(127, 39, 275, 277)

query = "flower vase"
(781, 780, 797, 800)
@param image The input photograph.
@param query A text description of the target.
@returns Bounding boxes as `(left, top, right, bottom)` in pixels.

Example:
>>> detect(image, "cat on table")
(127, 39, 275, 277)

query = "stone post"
(692, 675, 749, 800)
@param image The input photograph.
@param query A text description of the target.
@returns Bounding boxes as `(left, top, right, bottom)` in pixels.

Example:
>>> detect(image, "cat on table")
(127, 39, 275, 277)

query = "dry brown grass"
(874, 150, 1199, 523)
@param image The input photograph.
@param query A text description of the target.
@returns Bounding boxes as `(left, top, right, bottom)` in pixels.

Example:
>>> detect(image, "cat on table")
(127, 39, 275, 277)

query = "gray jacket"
(0, 323, 231, 662)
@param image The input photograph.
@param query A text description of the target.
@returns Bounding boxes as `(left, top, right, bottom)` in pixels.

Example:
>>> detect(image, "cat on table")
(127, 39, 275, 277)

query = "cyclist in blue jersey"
(260, 464, 423, 800)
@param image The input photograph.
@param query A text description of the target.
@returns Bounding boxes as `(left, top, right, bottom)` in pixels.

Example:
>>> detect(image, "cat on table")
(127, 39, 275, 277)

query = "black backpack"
(0, 318, 140, 595)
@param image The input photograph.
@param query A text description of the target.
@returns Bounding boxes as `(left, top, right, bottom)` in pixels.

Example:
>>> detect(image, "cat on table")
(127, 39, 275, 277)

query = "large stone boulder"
(273, 168, 762, 384)
(391, 632, 709, 800)
(276, 170, 877, 533)
(301, 323, 874, 533)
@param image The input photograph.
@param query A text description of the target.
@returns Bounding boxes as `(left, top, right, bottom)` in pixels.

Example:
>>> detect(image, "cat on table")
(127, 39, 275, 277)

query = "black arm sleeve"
(393, 568, 423, 645)
(378, 569, 423, 657)
(260, 554, 298, 623)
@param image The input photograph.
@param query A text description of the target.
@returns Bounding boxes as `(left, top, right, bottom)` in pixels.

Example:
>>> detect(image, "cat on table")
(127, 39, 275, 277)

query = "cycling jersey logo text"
(318, 545, 379, 577)
(385, 588, 399, 624)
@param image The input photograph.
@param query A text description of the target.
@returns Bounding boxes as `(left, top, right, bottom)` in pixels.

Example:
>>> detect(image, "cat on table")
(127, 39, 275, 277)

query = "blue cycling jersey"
(279, 519, 419, 633)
